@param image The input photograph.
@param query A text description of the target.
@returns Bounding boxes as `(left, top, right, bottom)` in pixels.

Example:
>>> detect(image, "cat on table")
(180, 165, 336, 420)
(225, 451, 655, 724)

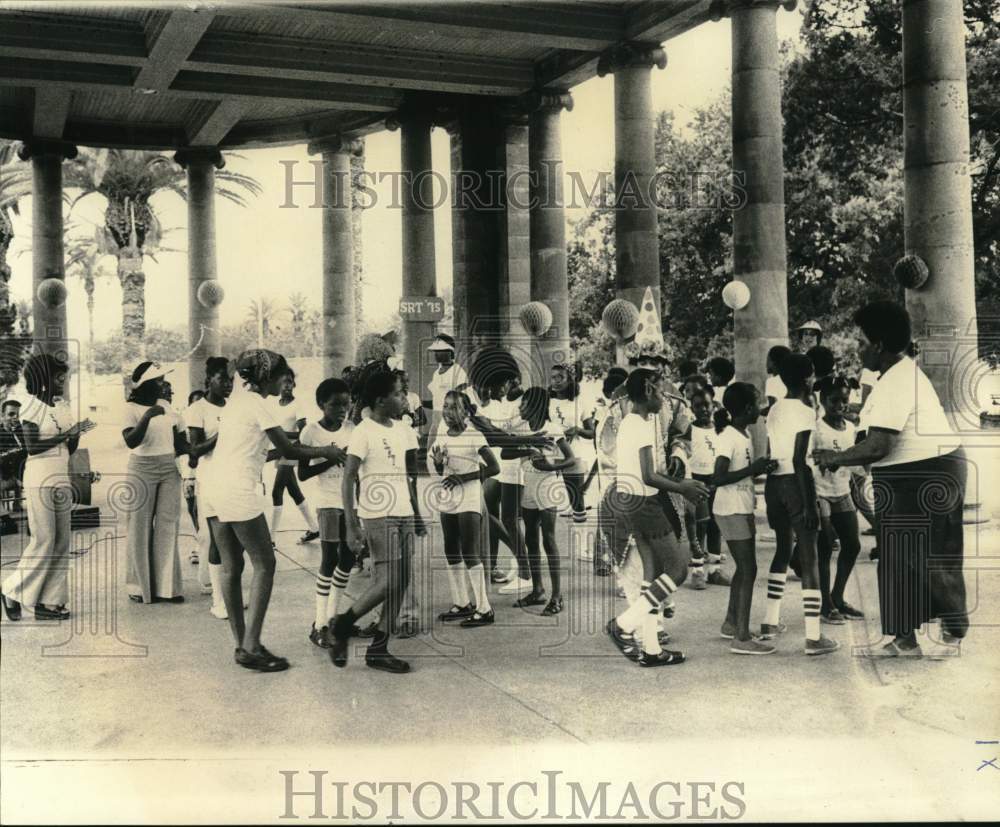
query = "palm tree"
(64, 148, 262, 369)
(64, 236, 112, 377)
(246, 296, 278, 346)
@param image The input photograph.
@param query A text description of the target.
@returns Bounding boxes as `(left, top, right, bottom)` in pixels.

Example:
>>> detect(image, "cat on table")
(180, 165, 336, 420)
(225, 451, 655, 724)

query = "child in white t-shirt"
(811, 376, 865, 624)
(429, 390, 500, 626)
(298, 378, 355, 646)
(763, 345, 791, 416)
(761, 354, 838, 656)
(711, 383, 778, 654)
(181, 389, 205, 563)
(269, 369, 319, 545)
(687, 387, 719, 589)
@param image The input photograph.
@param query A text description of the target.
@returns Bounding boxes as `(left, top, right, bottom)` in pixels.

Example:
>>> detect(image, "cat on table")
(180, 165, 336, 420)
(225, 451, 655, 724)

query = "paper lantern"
(36, 277, 67, 308)
(519, 301, 553, 338)
(196, 279, 225, 308)
(601, 299, 640, 343)
(722, 279, 751, 310)
(893, 255, 929, 290)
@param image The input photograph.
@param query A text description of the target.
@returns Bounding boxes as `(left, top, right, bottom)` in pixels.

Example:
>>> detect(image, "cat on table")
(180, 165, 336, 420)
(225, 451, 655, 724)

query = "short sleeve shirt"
(689, 424, 718, 476)
(427, 363, 469, 413)
(204, 390, 280, 491)
(765, 374, 787, 402)
(812, 418, 857, 497)
(766, 398, 816, 476)
(123, 401, 178, 456)
(300, 420, 354, 509)
(347, 418, 419, 519)
(431, 426, 489, 513)
(616, 412, 657, 496)
(864, 357, 960, 467)
(19, 395, 73, 487)
(712, 426, 755, 516)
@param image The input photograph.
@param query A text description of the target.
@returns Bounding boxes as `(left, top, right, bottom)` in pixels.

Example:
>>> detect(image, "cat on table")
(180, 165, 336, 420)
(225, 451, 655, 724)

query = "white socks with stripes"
(327, 566, 351, 621)
(764, 571, 787, 626)
(315, 574, 332, 627)
(617, 574, 678, 633)
(803, 589, 822, 640)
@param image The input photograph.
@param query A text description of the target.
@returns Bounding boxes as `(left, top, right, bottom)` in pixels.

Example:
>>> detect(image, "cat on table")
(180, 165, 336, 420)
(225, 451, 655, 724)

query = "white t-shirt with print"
(300, 420, 354, 510)
(549, 393, 596, 473)
(185, 398, 226, 478)
(347, 418, 419, 519)
(479, 397, 521, 485)
(713, 425, 755, 516)
(766, 398, 816, 476)
(812, 418, 857, 498)
(689, 424, 717, 476)
(864, 357, 960, 467)
(123, 401, 178, 457)
(616, 412, 657, 497)
(430, 425, 489, 514)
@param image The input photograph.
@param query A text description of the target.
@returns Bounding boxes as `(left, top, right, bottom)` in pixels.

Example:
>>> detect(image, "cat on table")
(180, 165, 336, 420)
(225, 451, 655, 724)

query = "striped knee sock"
(326, 566, 351, 620)
(764, 571, 787, 626)
(616, 574, 678, 632)
(803, 589, 822, 641)
(315, 574, 332, 627)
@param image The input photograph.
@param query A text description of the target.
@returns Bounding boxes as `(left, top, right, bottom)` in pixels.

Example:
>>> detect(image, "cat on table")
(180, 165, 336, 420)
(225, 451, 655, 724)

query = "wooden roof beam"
(0, 12, 146, 66)
(219, 2, 624, 51)
(185, 31, 535, 96)
(32, 87, 72, 139)
(132, 9, 215, 92)
(184, 99, 245, 147)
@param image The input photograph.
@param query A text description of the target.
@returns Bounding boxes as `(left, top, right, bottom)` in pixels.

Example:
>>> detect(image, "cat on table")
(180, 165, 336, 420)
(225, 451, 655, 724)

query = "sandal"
(438, 603, 474, 622)
(541, 596, 564, 616)
(235, 646, 289, 672)
(513, 591, 547, 608)
(1, 592, 21, 622)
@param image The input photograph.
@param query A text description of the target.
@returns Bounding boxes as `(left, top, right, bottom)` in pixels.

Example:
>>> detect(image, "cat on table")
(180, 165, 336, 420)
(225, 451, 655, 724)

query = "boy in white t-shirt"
(329, 371, 425, 674)
(763, 345, 791, 416)
(298, 378, 355, 647)
(762, 353, 838, 656)
(269, 370, 319, 545)
(181, 389, 205, 564)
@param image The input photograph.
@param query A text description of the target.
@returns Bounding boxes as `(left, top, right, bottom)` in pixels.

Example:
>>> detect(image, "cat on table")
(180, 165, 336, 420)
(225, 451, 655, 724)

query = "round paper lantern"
(722, 279, 751, 310)
(519, 301, 553, 338)
(196, 279, 225, 308)
(601, 299, 640, 343)
(893, 254, 930, 290)
(36, 277, 67, 308)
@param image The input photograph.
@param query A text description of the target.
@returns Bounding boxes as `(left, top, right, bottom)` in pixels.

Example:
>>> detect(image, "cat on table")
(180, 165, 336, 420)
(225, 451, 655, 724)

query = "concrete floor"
(3, 491, 998, 757)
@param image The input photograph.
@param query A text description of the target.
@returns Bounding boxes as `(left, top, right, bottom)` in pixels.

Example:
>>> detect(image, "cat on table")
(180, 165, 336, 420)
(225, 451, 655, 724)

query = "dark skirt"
(872, 448, 968, 638)
(597, 482, 682, 568)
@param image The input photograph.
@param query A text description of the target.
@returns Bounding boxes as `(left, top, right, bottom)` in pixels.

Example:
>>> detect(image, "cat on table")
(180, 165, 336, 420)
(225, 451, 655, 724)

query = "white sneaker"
(199, 583, 213, 596)
(688, 568, 707, 590)
(210, 603, 228, 620)
(498, 576, 532, 595)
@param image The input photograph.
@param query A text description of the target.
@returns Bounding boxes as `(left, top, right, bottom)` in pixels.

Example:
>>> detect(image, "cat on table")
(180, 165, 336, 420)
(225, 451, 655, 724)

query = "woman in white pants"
(1, 354, 95, 622)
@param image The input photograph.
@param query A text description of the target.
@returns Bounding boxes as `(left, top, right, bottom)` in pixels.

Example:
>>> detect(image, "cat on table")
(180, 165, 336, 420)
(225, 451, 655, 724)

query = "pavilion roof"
(0, 0, 714, 150)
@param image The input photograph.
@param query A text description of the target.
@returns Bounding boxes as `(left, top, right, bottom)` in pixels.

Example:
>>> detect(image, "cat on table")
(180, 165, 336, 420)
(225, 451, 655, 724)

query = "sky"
(6, 9, 803, 342)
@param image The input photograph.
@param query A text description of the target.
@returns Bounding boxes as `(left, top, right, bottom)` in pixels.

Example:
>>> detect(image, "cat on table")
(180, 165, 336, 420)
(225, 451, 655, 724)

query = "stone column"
(308, 136, 359, 377)
(528, 90, 573, 380)
(388, 110, 437, 403)
(18, 140, 77, 359)
(901, 0, 977, 421)
(175, 148, 223, 391)
(599, 44, 667, 321)
(727, 0, 793, 400)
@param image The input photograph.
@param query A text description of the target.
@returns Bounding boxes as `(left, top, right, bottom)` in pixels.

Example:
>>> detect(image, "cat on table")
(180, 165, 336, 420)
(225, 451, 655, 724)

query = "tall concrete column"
(18, 140, 77, 359)
(599, 44, 667, 322)
(388, 110, 437, 403)
(902, 0, 977, 420)
(528, 90, 573, 379)
(308, 136, 359, 377)
(175, 148, 223, 391)
(728, 0, 793, 400)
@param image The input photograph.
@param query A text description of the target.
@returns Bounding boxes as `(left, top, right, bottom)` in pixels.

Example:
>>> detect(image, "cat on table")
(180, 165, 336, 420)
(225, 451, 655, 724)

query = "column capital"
(709, 0, 797, 21)
(522, 89, 574, 114)
(173, 147, 224, 170)
(17, 140, 77, 162)
(385, 93, 456, 132)
(307, 134, 364, 157)
(596, 42, 667, 78)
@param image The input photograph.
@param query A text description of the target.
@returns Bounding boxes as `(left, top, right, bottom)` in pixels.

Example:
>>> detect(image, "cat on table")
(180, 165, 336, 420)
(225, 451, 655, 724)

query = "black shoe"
(541, 596, 564, 616)
(33, 604, 70, 620)
(329, 612, 355, 668)
(460, 609, 495, 627)
(235, 645, 289, 672)
(869, 547, 880, 562)
(299, 530, 320, 544)
(438, 603, 474, 622)
(1, 592, 21, 621)
(365, 649, 411, 673)
(159, 595, 185, 604)
(637, 649, 686, 667)
(354, 623, 379, 638)
(309, 623, 332, 649)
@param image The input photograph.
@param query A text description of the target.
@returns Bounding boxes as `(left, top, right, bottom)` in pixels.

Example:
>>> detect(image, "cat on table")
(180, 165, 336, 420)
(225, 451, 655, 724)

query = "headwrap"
(235, 349, 284, 386)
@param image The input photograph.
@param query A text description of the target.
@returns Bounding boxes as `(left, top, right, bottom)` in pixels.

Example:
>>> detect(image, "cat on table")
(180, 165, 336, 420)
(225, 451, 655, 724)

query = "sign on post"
(398, 296, 445, 323)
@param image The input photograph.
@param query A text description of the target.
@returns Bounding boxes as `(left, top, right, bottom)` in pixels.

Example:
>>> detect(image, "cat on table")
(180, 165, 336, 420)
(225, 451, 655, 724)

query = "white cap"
(131, 362, 172, 387)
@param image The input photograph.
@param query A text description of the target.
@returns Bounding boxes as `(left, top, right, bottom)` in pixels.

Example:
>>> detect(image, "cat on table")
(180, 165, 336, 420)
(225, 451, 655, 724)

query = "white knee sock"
(642, 610, 662, 655)
(803, 588, 822, 641)
(468, 563, 491, 613)
(297, 500, 318, 532)
(446, 563, 468, 606)
(208, 563, 224, 608)
(764, 570, 787, 626)
(315, 574, 332, 627)
(616, 574, 678, 633)
(327, 566, 351, 620)
(271, 506, 283, 535)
